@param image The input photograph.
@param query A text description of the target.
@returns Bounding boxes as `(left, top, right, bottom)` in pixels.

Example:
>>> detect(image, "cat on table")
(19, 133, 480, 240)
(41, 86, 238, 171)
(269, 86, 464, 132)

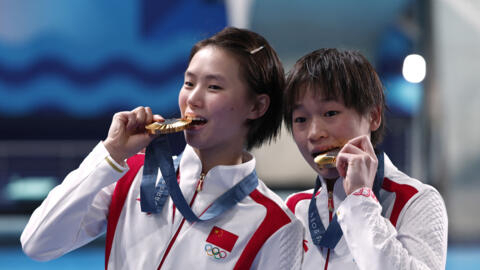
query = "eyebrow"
(205, 74, 226, 83)
(184, 71, 195, 77)
(184, 71, 226, 83)
(292, 97, 334, 111)
(292, 103, 304, 111)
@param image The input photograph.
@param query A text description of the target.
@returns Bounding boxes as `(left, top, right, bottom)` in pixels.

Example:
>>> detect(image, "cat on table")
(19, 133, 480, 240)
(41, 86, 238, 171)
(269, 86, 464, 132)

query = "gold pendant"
(145, 118, 192, 135)
(314, 148, 340, 169)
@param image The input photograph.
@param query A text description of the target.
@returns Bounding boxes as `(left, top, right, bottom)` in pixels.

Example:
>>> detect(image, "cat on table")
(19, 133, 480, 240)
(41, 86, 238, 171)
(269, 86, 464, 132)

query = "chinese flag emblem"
(206, 226, 239, 252)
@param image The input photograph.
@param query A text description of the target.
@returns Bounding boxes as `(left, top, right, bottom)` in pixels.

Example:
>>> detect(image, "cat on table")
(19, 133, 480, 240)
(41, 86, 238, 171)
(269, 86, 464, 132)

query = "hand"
(335, 135, 378, 195)
(103, 106, 163, 165)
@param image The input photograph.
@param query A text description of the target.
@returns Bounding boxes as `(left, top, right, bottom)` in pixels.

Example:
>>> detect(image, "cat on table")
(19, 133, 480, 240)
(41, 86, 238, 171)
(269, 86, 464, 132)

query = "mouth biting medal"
(314, 148, 340, 169)
(145, 117, 206, 135)
(145, 118, 192, 135)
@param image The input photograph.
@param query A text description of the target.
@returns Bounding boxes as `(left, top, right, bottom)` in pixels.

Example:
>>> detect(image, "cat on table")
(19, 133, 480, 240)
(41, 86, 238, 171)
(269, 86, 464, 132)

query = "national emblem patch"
(206, 226, 238, 252)
(204, 226, 238, 260)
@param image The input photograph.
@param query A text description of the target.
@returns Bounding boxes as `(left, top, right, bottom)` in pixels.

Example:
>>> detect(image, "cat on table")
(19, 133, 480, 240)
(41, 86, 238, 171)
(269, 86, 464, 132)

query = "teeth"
(186, 116, 207, 125)
(312, 150, 330, 158)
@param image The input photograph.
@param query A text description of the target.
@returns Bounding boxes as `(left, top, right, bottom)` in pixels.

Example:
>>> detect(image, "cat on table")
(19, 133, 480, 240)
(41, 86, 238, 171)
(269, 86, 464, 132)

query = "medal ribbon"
(308, 151, 384, 249)
(140, 135, 258, 223)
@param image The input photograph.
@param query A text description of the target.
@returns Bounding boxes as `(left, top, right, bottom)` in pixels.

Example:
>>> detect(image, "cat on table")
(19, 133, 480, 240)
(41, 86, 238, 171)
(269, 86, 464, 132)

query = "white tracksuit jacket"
(286, 153, 448, 270)
(21, 142, 303, 269)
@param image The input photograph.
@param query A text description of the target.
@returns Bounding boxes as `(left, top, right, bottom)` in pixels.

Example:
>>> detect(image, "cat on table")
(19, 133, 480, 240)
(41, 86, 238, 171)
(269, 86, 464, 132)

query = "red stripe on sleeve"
(381, 177, 418, 227)
(105, 154, 145, 269)
(233, 190, 292, 270)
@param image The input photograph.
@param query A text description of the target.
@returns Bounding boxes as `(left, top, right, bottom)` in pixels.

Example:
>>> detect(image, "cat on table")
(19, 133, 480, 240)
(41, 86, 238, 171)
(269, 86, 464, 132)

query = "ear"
(247, 94, 270, 120)
(369, 105, 382, 132)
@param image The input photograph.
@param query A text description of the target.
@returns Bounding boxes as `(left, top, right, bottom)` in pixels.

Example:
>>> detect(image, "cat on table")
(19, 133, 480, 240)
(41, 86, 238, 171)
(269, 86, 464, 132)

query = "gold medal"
(145, 118, 192, 135)
(314, 148, 340, 169)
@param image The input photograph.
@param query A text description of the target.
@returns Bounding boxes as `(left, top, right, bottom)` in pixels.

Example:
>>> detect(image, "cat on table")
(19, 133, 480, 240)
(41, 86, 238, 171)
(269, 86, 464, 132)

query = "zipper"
(324, 179, 336, 270)
(327, 191, 334, 213)
(196, 173, 206, 192)
(158, 174, 204, 269)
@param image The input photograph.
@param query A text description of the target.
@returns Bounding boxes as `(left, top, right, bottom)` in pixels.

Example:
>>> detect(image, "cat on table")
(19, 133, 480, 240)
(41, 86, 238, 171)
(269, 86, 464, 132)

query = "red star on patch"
(206, 226, 238, 252)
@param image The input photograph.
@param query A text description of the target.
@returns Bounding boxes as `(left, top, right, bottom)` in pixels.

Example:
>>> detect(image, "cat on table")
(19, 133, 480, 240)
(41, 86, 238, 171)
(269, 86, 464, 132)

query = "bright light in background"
(402, 54, 426, 83)
(6, 176, 57, 200)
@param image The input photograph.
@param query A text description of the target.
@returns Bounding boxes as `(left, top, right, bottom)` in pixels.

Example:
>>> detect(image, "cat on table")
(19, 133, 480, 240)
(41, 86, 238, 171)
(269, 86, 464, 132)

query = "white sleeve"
(20, 142, 128, 261)
(336, 187, 448, 270)
(251, 218, 304, 270)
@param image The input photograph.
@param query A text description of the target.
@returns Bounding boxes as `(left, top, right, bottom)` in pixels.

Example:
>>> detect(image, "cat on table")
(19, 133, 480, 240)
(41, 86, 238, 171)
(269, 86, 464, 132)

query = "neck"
(193, 145, 247, 174)
(324, 177, 337, 192)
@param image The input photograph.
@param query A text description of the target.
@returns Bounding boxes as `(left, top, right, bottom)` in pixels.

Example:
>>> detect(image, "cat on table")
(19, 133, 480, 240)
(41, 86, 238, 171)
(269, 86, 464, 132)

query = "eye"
(293, 117, 306, 123)
(184, 81, 194, 88)
(208, 84, 223, 90)
(324, 111, 338, 117)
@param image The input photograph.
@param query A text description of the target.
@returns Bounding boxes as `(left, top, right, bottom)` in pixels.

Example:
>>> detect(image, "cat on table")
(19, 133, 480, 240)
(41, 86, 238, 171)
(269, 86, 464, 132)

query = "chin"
(185, 137, 212, 152)
(317, 168, 340, 180)
(184, 136, 201, 149)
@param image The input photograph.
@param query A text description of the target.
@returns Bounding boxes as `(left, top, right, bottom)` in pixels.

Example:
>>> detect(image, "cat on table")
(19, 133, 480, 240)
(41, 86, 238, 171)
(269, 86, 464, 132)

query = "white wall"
(433, 0, 480, 240)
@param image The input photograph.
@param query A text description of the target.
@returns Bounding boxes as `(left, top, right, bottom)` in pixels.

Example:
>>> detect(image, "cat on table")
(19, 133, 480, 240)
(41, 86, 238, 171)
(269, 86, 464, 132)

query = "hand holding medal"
(335, 135, 378, 195)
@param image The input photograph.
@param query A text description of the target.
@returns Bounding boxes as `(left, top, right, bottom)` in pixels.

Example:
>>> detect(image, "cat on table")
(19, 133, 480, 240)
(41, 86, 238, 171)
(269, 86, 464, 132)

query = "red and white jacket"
(21, 142, 303, 269)
(286, 153, 448, 270)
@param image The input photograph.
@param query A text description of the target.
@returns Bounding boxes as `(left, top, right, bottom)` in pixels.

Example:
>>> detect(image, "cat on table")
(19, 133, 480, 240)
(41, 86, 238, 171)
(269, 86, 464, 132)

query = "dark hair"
(189, 27, 285, 150)
(284, 48, 386, 146)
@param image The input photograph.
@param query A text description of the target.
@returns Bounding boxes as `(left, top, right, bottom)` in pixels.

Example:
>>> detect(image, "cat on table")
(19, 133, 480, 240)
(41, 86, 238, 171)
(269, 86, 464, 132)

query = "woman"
(21, 27, 303, 270)
(284, 49, 447, 269)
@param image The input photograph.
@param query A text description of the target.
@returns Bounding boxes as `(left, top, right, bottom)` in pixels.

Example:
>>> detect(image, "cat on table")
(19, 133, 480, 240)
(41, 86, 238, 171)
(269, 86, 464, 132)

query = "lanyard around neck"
(140, 135, 258, 223)
(308, 151, 384, 249)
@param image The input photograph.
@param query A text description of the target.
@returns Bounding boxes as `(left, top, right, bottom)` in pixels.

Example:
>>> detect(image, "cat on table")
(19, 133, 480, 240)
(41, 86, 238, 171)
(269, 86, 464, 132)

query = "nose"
(186, 86, 203, 109)
(307, 117, 327, 142)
